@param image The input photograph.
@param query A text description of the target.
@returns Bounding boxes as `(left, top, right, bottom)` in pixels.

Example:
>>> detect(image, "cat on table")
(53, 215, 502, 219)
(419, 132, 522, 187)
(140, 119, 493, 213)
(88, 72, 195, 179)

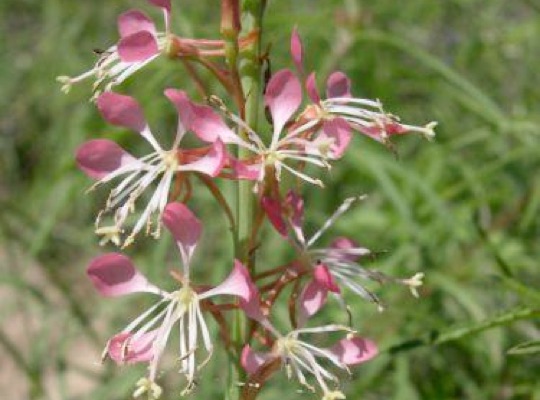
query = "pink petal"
(162, 202, 202, 266)
(297, 278, 328, 327)
(326, 71, 351, 99)
(76, 139, 137, 180)
(201, 260, 253, 302)
(241, 345, 273, 375)
(313, 264, 340, 293)
(164, 88, 195, 131)
(356, 120, 417, 141)
(321, 118, 352, 159)
(355, 124, 384, 142)
(261, 191, 305, 238)
(290, 27, 304, 74)
(284, 190, 304, 231)
(118, 31, 159, 63)
(97, 92, 147, 133)
(264, 69, 302, 138)
(385, 122, 409, 135)
(330, 237, 363, 262)
(331, 237, 358, 249)
(107, 330, 157, 364)
(189, 103, 241, 144)
(209, 260, 267, 324)
(261, 196, 287, 237)
(305, 72, 321, 103)
(328, 337, 378, 365)
(117, 10, 156, 38)
(227, 155, 261, 180)
(181, 140, 225, 177)
(87, 253, 158, 297)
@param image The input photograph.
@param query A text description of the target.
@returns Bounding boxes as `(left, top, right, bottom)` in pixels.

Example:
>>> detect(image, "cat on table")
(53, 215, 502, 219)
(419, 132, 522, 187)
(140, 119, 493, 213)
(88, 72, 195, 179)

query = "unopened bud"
(220, 0, 241, 38)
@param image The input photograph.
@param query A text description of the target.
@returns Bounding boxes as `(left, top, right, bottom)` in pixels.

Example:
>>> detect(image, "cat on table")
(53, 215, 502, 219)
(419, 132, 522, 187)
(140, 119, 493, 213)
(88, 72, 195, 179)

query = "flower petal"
(202, 260, 267, 324)
(330, 236, 368, 262)
(241, 345, 273, 374)
(358, 120, 410, 141)
(76, 139, 138, 180)
(285, 190, 304, 233)
(327, 337, 378, 365)
(108, 330, 157, 364)
(97, 92, 147, 133)
(162, 202, 202, 267)
(226, 155, 261, 180)
(306, 72, 321, 104)
(326, 71, 351, 99)
(201, 260, 252, 301)
(87, 253, 159, 297)
(189, 103, 243, 145)
(290, 27, 304, 74)
(180, 139, 225, 177)
(261, 196, 287, 237)
(297, 278, 328, 327)
(118, 31, 159, 63)
(313, 264, 340, 293)
(164, 88, 195, 131)
(321, 118, 352, 159)
(264, 69, 302, 139)
(117, 10, 156, 38)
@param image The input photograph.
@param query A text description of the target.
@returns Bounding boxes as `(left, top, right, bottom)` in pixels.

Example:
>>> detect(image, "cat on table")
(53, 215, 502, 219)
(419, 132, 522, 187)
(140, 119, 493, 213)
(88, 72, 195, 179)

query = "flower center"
(174, 286, 197, 307)
(275, 335, 301, 356)
(264, 150, 284, 166)
(162, 150, 179, 171)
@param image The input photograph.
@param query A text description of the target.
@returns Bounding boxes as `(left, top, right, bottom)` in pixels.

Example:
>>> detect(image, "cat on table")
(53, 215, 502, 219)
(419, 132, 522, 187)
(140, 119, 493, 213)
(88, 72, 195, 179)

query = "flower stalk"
(63, 0, 436, 398)
(227, 2, 265, 399)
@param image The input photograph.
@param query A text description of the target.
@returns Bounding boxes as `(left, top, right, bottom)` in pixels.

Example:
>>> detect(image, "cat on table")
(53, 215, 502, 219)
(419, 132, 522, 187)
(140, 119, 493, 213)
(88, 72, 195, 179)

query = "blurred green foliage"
(1, 0, 539, 399)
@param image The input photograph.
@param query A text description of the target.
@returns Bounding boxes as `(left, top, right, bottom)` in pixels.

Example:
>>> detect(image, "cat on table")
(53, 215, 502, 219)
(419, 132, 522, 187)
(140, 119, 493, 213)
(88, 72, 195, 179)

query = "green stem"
(386, 306, 540, 354)
(237, 0, 264, 265)
(225, 2, 265, 400)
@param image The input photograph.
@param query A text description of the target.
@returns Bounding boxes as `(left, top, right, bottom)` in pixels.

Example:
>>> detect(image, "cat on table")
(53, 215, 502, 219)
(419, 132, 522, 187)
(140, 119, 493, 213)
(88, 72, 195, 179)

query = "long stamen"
(278, 162, 324, 187)
(293, 325, 354, 335)
(279, 152, 330, 169)
(307, 196, 365, 248)
(195, 304, 213, 355)
(150, 302, 179, 381)
(123, 299, 169, 334)
(278, 118, 320, 145)
(324, 97, 382, 108)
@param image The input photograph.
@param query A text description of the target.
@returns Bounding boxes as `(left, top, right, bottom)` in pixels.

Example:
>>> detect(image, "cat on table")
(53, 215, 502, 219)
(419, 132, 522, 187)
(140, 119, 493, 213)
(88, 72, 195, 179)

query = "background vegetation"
(1, 0, 539, 399)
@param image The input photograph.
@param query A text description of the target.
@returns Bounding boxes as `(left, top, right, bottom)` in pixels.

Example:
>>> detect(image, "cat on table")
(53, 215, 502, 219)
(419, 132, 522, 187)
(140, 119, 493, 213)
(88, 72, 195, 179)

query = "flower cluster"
(62, 1, 435, 399)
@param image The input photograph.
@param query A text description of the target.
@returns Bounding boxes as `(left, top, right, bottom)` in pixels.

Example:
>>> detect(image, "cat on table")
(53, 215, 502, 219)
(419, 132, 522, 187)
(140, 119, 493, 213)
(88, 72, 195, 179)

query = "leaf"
(507, 340, 540, 356)
(387, 307, 540, 354)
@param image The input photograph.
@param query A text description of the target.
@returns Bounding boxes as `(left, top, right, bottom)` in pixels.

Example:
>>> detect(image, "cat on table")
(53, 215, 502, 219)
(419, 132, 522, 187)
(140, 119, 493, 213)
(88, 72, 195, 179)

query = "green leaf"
(387, 307, 540, 354)
(507, 340, 540, 356)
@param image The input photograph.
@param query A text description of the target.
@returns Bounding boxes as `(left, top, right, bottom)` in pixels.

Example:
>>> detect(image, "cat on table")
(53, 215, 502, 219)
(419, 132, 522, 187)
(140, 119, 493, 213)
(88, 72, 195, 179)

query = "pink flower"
(232, 264, 377, 399)
(263, 192, 424, 309)
(58, 0, 172, 96)
(76, 90, 224, 247)
(291, 29, 436, 147)
(189, 71, 333, 188)
(88, 203, 255, 395)
(241, 330, 377, 399)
